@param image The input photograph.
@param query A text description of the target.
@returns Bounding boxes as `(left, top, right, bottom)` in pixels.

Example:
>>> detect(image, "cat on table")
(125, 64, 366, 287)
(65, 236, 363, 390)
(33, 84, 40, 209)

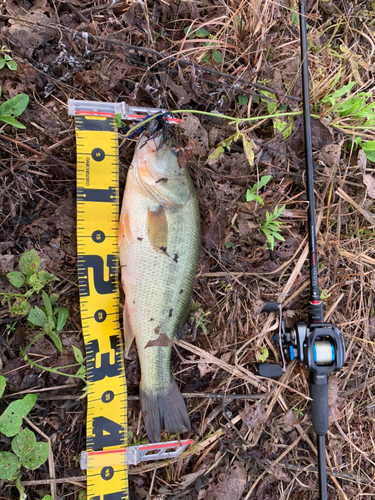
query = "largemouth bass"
(119, 130, 201, 442)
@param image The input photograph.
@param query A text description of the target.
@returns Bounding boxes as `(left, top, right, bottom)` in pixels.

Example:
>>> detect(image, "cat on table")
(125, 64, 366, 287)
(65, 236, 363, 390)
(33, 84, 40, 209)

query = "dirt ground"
(0, 0, 375, 499)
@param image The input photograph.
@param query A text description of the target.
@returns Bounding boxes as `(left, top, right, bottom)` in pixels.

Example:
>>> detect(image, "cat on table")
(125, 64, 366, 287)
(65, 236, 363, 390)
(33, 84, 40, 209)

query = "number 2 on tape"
(75, 115, 128, 499)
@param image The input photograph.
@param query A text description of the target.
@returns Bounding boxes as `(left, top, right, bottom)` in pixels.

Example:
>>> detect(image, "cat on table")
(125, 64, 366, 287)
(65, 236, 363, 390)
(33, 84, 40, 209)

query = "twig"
(336, 187, 375, 226)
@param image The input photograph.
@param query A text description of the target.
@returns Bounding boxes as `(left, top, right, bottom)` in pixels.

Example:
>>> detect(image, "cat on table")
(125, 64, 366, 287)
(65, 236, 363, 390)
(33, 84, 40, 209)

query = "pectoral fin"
(123, 302, 135, 357)
(119, 211, 132, 246)
(147, 206, 168, 251)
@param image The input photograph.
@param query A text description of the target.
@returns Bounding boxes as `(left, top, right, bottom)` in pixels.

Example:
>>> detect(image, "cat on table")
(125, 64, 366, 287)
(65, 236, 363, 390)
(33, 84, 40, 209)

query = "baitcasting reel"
(258, 302, 346, 380)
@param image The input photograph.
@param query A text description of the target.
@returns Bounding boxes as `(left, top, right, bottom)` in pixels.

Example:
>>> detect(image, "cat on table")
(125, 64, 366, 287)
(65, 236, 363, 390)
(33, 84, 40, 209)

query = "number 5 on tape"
(72, 105, 128, 500)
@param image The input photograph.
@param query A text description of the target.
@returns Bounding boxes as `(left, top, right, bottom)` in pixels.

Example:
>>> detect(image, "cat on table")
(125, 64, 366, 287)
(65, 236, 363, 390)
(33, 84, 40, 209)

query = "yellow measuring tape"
(75, 111, 128, 500)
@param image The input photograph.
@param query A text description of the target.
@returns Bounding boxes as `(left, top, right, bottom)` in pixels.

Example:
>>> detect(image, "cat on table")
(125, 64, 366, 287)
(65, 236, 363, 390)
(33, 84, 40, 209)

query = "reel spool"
(313, 340, 335, 365)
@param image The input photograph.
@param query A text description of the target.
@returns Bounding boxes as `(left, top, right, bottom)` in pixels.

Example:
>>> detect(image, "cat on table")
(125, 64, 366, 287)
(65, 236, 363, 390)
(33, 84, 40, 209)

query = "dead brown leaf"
(239, 401, 266, 444)
(328, 376, 343, 423)
(0, 254, 15, 273)
(199, 461, 246, 500)
(179, 469, 206, 490)
(274, 409, 301, 433)
(180, 114, 209, 158)
(2, 0, 57, 58)
(318, 141, 344, 168)
(363, 173, 375, 199)
(202, 210, 221, 251)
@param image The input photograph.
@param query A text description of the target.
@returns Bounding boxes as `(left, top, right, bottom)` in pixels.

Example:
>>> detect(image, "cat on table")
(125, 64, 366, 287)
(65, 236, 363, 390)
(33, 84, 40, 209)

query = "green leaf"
(0, 58, 5, 69)
(11, 428, 36, 458)
(6, 60, 17, 71)
(352, 101, 375, 119)
(213, 50, 222, 63)
(242, 134, 255, 166)
(72, 345, 84, 364)
(42, 291, 52, 319)
(273, 232, 285, 242)
(19, 249, 39, 276)
(75, 365, 86, 377)
(7, 271, 25, 288)
(0, 394, 38, 437)
(259, 346, 269, 362)
(56, 306, 69, 332)
(28, 273, 44, 291)
(238, 95, 249, 106)
(184, 26, 210, 38)
(0, 452, 19, 480)
(43, 318, 55, 336)
(28, 306, 47, 328)
(0, 94, 29, 117)
(322, 82, 357, 106)
(78, 490, 87, 500)
(206, 144, 224, 165)
(0, 375, 6, 398)
(274, 205, 285, 218)
(258, 175, 272, 189)
(46, 331, 62, 352)
(260, 90, 277, 114)
(0, 115, 26, 128)
(11, 299, 31, 316)
(252, 194, 264, 204)
(41, 496, 54, 500)
(274, 117, 295, 140)
(337, 97, 364, 117)
(29, 270, 58, 291)
(22, 442, 49, 470)
(115, 113, 122, 128)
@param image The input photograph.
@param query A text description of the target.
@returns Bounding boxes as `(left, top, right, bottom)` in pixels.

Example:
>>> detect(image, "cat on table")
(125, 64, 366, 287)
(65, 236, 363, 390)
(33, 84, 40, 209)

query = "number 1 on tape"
(74, 112, 128, 500)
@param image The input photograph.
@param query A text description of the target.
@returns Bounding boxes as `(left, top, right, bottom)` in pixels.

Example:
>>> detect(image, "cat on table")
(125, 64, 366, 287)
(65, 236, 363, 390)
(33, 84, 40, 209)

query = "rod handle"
(309, 374, 328, 436)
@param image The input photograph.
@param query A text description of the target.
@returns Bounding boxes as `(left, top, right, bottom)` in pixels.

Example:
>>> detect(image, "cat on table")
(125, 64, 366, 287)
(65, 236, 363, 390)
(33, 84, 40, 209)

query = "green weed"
(183, 26, 222, 64)
(245, 175, 272, 204)
(0, 376, 49, 500)
(190, 301, 211, 335)
(258, 345, 269, 362)
(261, 205, 286, 251)
(0, 91, 29, 131)
(1, 249, 69, 353)
(0, 46, 17, 71)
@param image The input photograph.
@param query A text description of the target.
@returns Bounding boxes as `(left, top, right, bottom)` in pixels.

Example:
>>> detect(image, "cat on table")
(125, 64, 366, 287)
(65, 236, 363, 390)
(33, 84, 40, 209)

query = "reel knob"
(258, 363, 283, 378)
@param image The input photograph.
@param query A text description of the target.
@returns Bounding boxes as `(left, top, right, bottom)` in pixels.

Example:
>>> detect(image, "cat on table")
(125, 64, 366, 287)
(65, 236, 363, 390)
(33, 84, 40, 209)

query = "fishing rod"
(257, 2, 346, 499)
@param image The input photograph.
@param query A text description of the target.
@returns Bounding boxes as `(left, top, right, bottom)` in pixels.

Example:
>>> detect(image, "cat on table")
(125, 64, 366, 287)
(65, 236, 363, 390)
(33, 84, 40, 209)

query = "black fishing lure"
(120, 112, 174, 150)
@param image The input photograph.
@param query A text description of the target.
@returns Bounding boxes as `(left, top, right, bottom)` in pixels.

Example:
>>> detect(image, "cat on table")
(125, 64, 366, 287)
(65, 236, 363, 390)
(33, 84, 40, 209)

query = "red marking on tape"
(87, 439, 194, 457)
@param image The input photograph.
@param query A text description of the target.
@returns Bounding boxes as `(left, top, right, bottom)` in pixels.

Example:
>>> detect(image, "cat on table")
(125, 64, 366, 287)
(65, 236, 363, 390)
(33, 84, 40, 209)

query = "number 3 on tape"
(74, 111, 128, 500)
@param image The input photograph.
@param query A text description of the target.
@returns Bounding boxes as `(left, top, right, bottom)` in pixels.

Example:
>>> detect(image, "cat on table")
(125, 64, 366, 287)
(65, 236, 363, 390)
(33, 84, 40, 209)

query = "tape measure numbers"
(75, 114, 128, 500)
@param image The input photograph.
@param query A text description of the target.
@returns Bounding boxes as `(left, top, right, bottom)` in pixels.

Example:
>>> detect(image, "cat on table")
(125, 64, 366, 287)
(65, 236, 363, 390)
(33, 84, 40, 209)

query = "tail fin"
(140, 378, 190, 442)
